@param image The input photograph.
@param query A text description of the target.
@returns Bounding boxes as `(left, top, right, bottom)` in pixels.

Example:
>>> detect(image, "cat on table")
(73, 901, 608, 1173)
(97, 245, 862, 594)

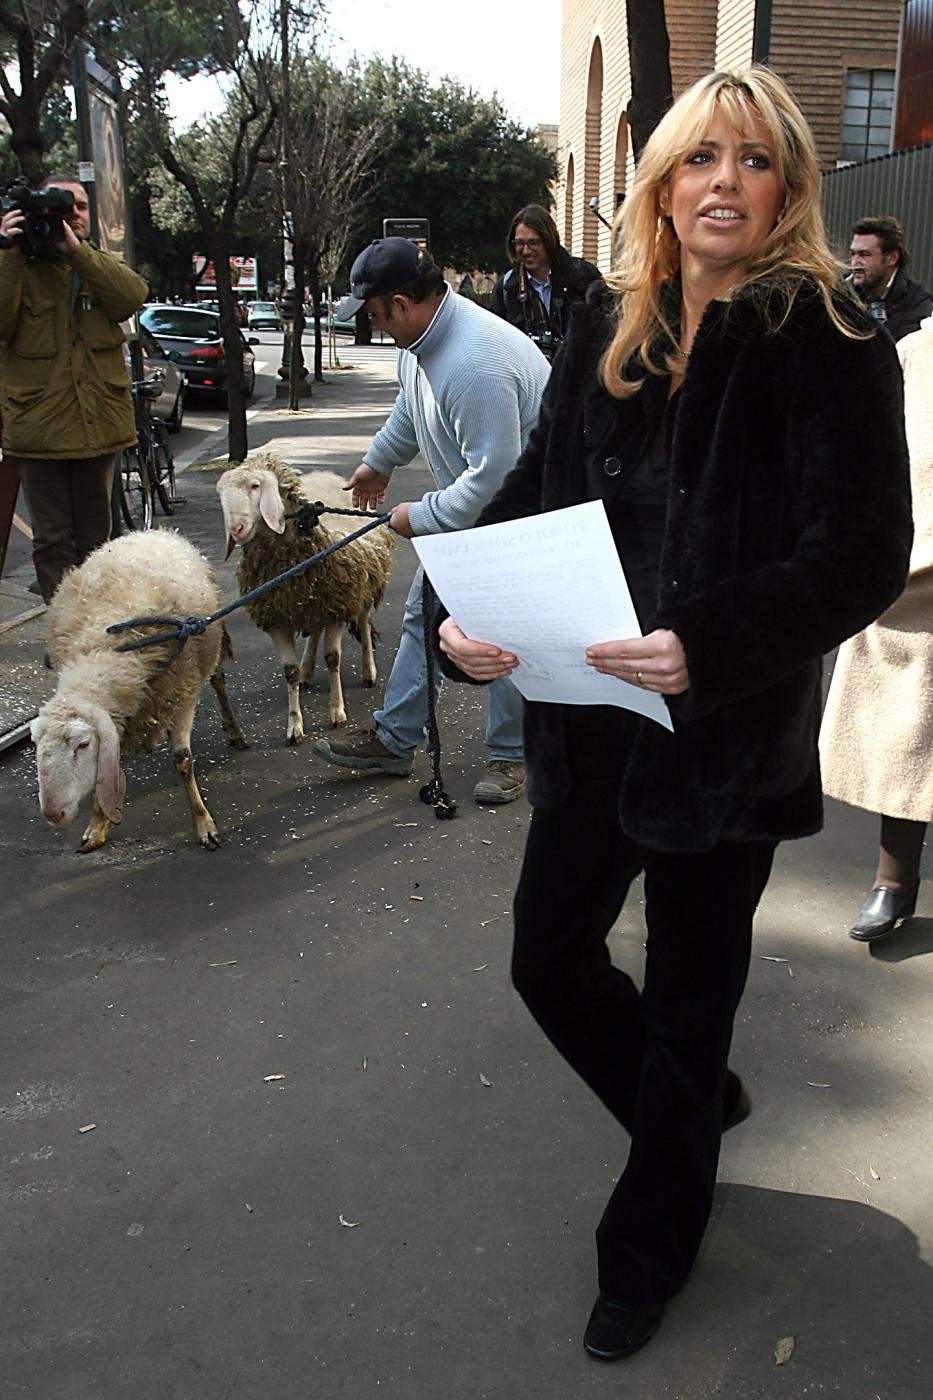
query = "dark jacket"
(877, 264, 933, 342)
(491, 249, 601, 345)
(0, 242, 147, 459)
(439, 280, 912, 852)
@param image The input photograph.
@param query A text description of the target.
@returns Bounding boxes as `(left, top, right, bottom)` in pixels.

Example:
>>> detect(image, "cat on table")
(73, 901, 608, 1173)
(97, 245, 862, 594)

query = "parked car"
(139, 305, 259, 400)
(328, 308, 358, 335)
(248, 300, 283, 331)
(122, 325, 186, 432)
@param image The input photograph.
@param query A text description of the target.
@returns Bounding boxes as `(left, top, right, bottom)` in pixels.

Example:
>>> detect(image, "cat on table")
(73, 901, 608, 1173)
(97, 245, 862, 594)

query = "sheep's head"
(31, 701, 125, 829)
(217, 466, 286, 559)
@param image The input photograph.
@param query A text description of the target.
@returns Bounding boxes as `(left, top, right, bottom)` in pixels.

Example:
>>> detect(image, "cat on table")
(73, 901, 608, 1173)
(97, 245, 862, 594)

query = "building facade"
(558, 0, 904, 266)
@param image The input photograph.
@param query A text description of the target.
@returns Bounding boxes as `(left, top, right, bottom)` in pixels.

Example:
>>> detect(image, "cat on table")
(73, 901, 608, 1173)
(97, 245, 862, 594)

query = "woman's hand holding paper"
(438, 618, 519, 682)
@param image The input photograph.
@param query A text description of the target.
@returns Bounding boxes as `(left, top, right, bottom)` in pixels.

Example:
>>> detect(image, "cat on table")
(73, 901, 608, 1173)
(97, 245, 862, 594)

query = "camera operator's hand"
(56, 218, 82, 260)
(0, 207, 25, 250)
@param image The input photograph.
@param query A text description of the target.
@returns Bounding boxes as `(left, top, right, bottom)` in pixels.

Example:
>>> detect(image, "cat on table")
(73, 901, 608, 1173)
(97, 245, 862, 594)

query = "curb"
(174, 388, 278, 476)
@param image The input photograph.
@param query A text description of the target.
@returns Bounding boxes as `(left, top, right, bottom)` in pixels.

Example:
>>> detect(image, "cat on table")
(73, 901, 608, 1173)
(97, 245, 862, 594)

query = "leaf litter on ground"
(774, 1335, 796, 1365)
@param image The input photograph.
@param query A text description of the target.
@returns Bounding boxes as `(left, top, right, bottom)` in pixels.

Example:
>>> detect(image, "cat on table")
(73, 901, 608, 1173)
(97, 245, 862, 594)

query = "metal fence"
(822, 144, 933, 290)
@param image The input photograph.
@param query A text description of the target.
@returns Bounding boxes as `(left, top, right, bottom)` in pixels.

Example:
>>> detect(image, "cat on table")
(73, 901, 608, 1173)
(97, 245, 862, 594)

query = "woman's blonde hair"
(601, 66, 857, 398)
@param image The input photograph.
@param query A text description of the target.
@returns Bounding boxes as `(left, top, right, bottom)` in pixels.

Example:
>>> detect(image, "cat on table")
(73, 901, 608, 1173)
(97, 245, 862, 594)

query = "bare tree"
(283, 56, 381, 394)
(114, 0, 280, 462)
(0, 1, 98, 182)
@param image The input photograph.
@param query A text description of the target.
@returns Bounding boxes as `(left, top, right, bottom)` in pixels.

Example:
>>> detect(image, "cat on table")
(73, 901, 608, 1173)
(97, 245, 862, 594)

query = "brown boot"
(473, 760, 525, 804)
(312, 729, 413, 776)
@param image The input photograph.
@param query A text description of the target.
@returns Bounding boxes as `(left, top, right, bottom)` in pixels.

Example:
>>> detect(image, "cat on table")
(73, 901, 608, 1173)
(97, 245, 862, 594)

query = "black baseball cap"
(335, 237, 422, 319)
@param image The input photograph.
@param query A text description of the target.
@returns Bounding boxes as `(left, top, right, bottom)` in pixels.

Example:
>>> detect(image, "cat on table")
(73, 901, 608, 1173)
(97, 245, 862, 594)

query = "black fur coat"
(438, 280, 912, 852)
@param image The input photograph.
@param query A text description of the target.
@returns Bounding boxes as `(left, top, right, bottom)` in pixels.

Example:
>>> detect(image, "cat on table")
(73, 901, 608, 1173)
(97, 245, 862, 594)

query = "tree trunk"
(288, 246, 308, 411)
(214, 249, 249, 463)
(354, 307, 372, 346)
(310, 267, 324, 382)
(9, 106, 46, 185)
(625, 0, 673, 161)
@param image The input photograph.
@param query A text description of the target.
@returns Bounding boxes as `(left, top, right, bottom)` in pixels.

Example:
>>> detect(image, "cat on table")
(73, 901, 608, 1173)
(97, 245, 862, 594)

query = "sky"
(166, 0, 563, 133)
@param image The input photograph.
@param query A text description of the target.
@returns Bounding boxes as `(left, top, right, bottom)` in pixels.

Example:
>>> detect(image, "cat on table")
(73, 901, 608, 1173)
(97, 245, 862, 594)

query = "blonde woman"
(437, 69, 911, 1359)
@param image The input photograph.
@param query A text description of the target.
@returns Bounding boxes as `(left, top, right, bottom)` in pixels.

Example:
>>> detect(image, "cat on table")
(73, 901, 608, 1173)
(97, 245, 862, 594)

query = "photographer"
(491, 204, 601, 360)
(0, 174, 148, 603)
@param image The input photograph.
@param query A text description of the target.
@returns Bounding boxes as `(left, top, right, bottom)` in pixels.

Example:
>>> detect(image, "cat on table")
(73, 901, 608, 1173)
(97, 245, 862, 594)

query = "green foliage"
(350, 57, 558, 273)
(0, 83, 76, 185)
(98, 0, 243, 82)
(137, 107, 279, 293)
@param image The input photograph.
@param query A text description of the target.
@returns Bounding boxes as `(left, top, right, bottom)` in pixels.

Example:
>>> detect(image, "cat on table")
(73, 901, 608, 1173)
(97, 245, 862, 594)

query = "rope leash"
(106, 501, 458, 819)
(419, 569, 457, 819)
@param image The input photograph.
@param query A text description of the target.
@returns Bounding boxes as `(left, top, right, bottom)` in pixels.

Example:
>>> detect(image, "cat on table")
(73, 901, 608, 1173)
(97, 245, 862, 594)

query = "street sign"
(383, 218, 431, 253)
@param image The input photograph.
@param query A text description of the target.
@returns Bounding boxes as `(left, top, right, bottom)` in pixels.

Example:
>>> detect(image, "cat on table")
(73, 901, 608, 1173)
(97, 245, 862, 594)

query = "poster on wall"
(195, 256, 259, 293)
(88, 83, 126, 262)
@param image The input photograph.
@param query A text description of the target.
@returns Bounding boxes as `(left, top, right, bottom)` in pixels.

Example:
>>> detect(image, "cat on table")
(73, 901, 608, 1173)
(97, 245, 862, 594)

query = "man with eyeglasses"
(492, 204, 601, 361)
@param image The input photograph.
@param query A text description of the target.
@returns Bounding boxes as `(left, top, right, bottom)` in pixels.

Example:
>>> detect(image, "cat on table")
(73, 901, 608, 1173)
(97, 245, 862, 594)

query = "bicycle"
(118, 372, 185, 531)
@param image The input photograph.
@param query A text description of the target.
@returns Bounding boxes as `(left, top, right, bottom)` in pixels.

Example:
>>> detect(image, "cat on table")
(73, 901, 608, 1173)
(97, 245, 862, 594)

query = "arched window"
(583, 38, 603, 264)
(610, 111, 630, 268)
(564, 153, 575, 248)
(613, 112, 629, 208)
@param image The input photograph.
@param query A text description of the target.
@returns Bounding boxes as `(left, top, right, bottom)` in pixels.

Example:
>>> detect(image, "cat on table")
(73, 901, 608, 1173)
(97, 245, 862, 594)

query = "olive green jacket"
(0, 242, 148, 460)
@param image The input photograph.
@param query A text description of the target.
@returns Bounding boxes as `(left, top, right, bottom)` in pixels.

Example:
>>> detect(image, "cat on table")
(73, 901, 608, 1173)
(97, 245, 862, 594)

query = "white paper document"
(413, 500, 674, 730)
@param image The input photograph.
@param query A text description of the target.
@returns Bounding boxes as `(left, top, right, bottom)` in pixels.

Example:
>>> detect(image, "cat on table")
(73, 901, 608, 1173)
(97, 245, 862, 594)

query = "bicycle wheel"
(153, 432, 178, 516)
(119, 446, 153, 531)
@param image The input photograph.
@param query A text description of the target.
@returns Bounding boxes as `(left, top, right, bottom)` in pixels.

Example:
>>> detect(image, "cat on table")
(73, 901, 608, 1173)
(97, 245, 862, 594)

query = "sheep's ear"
(89, 705, 125, 824)
(258, 475, 286, 534)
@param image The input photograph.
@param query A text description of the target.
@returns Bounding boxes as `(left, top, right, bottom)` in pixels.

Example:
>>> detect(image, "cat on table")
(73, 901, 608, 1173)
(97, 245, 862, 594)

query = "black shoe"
(849, 884, 919, 942)
(583, 1294, 665, 1361)
(722, 1077, 752, 1132)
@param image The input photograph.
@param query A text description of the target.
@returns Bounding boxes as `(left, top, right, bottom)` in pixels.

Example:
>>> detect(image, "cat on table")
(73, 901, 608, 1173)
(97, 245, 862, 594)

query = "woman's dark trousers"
(512, 721, 775, 1305)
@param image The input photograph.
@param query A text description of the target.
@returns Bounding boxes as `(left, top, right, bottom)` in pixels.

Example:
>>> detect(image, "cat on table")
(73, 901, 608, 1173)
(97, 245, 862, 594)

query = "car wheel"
(166, 387, 184, 434)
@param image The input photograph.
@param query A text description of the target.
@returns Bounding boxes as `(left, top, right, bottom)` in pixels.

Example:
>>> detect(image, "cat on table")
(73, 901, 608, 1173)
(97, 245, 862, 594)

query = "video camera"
(0, 184, 75, 259)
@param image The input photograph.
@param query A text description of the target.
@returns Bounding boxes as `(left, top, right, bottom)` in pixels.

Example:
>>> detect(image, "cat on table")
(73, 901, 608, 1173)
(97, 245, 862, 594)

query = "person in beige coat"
(819, 315, 932, 940)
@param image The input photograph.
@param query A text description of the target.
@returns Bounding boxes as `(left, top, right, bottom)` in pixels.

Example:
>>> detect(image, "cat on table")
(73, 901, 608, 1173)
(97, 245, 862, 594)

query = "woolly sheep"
(31, 530, 247, 852)
(216, 454, 394, 743)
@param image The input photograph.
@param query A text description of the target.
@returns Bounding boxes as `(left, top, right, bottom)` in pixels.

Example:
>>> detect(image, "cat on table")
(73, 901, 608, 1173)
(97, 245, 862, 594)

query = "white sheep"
(31, 530, 247, 852)
(216, 455, 394, 743)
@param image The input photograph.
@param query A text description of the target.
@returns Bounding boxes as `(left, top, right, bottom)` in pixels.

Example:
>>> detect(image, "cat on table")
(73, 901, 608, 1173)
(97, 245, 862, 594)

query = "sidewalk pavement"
(0, 344, 930, 1399)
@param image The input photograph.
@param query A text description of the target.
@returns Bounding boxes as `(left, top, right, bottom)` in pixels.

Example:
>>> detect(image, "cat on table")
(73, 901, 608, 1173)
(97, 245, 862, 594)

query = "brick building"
(558, 0, 905, 266)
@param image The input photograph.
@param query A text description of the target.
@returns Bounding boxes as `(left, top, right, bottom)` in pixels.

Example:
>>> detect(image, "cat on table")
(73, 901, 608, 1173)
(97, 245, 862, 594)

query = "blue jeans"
(374, 566, 524, 762)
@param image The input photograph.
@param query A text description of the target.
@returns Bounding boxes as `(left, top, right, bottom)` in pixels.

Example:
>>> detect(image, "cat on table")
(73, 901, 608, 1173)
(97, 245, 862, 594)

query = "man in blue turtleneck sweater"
(312, 238, 550, 804)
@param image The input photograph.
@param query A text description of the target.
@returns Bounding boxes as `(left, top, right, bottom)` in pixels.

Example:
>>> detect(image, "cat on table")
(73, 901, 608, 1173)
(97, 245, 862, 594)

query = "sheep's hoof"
(330, 712, 348, 729)
(199, 827, 222, 850)
(228, 734, 250, 751)
(78, 817, 110, 853)
(287, 729, 306, 746)
(362, 675, 377, 689)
